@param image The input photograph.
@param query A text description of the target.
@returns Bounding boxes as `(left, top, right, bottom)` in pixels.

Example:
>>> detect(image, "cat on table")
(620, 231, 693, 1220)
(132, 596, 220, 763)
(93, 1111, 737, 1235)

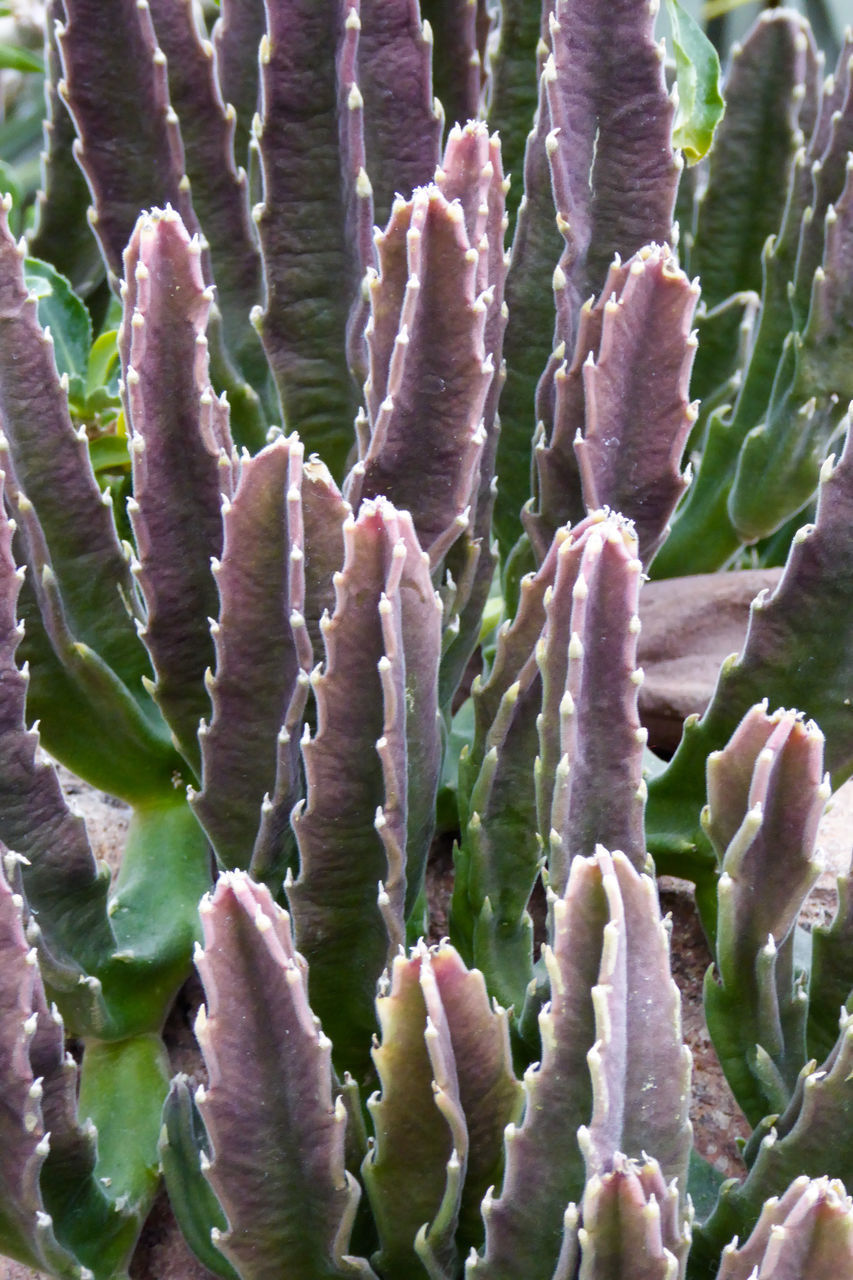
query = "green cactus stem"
(658, 27, 853, 575)
(364, 941, 522, 1279)
(703, 703, 828, 1122)
(159, 1076, 238, 1280)
(692, 1010, 853, 1275)
(807, 845, 853, 1064)
(714, 1175, 853, 1279)
(728, 154, 853, 541)
(648, 410, 853, 894)
(686, 13, 817, 404)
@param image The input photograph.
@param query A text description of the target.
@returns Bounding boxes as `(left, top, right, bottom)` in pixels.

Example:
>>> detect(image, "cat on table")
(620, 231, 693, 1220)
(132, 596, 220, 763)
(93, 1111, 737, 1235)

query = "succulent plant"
(0, 1, 851, 1278)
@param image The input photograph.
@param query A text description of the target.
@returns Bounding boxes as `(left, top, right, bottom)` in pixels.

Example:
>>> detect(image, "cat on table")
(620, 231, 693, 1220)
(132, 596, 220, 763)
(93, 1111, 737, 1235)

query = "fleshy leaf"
(428, 948, 523, 1256)
(249, 457, 351, 887)
(703, 705, 829, 1122)
(664, 0, 724, 164)
(492, 41, 565, 557)
(473, 849, 689, 1278)
(211, 0, 266, 167)
(191, 435, 308, 878)
(460, 527, 571, 819)
(159, 1076, 238, 1280)
(688, 13, 815, 315)
(539, 515, 647, 891)
(349, 185, 491, 567)
(496, 0, 681, 555)
(577, 1154, 685, 1280)
(0, 198, 159, 739)
(579, 852, 692, 1206)
(484, 0, 543, 228)
(147, 0, 267, 388)
(452, 664, 541, 1011)
(532, 243, 698, 570)
(0, 860, 159, 1278)
(434, 123, 509, 705)
(23, 257, 90, 401)
(28, 0, 105, 296)
(299, 458, 351, 662)
(194, 871, 375, 1280)
(364, 941, 520, 1278)
(363, 946, 463, 1280)
(715, 1175, 853, 1280)
(544, 0, 679, 347)
(56, 0, 196, 280)
(289, 498, 441, 1079)
(575, 247, 698, 567)
(648, 413, 853, 883)
(692, 1010, 853, 1274)
(0, 475, 113, 1014)
(356, 0, 443, 229)
(120, 206, 231, 776)
(452, 527, 578, 1004)
(469, 853, 607, 1280)
(422, 0, 482, 138)
(0, 861, 89, 1277)
(253, 0, 362, 476)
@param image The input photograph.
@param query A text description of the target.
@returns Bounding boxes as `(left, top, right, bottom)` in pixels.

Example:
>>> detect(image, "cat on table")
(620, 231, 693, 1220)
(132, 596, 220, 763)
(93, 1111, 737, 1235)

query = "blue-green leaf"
(88, 434, 130, 476)
(665, 0, 725, 164)
(86, 328, 121, 399)
(24, 258, 92, 401)
(0, 42, 43, 73)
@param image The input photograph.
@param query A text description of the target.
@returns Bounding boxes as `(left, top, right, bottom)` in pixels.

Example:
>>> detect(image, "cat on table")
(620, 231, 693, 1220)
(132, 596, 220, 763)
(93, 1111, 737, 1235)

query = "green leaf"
(0, 42, 43, 73)
(665, 0, 725, 164)
(687, 1149, 726, 1223)
(86, 327, 121, 398)
(88, 433, 130, 476)
(23, 257, 92, 401)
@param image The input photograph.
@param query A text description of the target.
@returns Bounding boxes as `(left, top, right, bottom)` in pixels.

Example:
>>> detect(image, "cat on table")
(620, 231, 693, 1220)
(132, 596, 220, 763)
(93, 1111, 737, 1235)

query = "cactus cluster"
(0, 0, 852, 1277)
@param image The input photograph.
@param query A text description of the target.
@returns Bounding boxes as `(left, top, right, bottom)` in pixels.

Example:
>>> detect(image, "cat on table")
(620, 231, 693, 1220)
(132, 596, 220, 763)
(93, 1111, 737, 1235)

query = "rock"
(638, 568, 783, 752)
